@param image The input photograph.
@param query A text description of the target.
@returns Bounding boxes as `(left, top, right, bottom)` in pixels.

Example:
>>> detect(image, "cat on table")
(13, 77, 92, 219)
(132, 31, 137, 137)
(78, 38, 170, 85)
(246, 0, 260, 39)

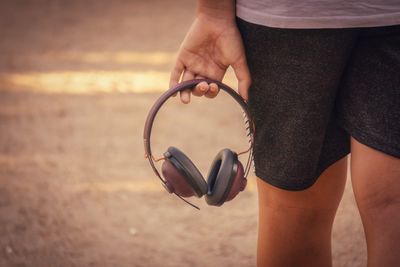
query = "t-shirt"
(236, 0, 400, 29)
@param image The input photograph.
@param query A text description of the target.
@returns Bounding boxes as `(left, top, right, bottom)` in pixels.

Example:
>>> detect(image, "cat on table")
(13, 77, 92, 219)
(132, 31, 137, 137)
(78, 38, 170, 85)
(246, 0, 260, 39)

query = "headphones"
(143, 79, 254, 209)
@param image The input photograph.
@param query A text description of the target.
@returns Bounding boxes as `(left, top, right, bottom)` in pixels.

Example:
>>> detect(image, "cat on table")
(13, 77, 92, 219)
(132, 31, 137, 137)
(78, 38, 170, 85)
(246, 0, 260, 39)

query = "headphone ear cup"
(161, 160, 196, 197)
(161, 147, 208, 198)
(224, 160, 247, 201)
(205, 149, 246, 206)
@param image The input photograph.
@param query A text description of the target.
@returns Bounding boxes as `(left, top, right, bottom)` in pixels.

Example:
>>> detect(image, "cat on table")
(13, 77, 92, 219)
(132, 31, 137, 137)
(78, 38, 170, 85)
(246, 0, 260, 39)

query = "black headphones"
(143, 79, 254, 209)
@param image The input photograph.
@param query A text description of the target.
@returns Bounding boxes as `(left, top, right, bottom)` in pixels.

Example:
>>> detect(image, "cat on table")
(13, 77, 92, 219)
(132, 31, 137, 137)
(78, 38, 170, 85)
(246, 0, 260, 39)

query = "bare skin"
(169, 0, 251, 103)
(170, 1, 400, 266)
(350, 137, 400, 267)
(257, 157, 348, 267)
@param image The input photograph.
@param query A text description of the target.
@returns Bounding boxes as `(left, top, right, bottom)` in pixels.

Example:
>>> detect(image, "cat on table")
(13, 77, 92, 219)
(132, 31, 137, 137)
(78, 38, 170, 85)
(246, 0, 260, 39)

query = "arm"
(170, 0, 251, 103)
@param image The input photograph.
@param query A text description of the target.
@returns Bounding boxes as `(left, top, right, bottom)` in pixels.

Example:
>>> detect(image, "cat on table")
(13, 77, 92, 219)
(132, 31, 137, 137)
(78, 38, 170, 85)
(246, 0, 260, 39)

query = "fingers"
(170, 59, 184, 97)
(169, 58, 222, 102)
(192, 75, 220, 99)
(232, 57, 251, 101)
(179, 70, 195, 104)
(170, 60, 184, 89)
(192, 80, 209, 97)
(204, 82, 220, 99)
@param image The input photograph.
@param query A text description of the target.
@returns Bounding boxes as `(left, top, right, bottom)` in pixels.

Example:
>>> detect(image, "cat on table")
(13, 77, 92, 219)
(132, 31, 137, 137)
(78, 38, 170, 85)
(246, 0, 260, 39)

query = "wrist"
(196, 0, 236, 23)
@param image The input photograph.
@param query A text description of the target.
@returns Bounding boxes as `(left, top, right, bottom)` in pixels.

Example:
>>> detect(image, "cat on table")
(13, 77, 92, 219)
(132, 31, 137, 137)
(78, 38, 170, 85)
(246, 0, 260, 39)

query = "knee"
(352, 167, 400, 214)
(355, 187, 400, 216)
(351, 138, 400, 213)
(352, 173, 400, 227)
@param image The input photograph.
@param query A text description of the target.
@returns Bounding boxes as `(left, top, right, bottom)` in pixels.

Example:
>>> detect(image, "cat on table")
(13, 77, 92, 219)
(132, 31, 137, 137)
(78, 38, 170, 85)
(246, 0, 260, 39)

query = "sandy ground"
(0, 1, 367, 266)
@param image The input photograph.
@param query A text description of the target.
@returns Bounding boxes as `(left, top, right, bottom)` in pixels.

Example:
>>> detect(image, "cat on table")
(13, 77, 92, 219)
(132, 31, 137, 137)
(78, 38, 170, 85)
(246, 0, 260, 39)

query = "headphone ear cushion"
(162, 147, 208, 197)
(205, 149, 243, 206)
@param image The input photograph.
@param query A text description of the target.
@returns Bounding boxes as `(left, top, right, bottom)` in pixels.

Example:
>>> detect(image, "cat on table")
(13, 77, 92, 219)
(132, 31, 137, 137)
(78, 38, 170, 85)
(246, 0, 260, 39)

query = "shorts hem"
(338, 120, 400, 158)
(255, 151, 349, 191)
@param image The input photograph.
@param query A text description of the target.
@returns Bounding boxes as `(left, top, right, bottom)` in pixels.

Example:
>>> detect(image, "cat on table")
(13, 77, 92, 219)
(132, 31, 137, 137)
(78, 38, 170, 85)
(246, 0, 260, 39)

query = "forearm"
(196, 0, 236, 21)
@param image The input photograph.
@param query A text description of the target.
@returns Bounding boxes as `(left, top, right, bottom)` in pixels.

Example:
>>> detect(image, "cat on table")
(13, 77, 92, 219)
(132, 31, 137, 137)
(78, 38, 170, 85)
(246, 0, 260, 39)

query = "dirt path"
(0, 1, 366, 266)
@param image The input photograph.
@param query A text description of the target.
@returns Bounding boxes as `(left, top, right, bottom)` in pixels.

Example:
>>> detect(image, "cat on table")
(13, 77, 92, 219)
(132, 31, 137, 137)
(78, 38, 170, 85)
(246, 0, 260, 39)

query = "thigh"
(350, 138, 400, 266)
(237, 18, 357, 191)
(257, 157, 348, 267)
(337, 25, 400, 158)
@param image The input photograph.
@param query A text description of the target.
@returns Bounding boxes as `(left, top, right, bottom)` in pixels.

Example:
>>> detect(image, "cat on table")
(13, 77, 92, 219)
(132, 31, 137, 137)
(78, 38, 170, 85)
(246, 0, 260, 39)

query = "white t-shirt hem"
(237, 6, 400, 29)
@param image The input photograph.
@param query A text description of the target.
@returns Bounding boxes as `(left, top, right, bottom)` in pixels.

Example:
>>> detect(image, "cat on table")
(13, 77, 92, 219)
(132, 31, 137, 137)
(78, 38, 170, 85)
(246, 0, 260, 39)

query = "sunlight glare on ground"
(1, 71, 171, 93)
(0, 51, 237, 94)
(19, 51, 176, 66)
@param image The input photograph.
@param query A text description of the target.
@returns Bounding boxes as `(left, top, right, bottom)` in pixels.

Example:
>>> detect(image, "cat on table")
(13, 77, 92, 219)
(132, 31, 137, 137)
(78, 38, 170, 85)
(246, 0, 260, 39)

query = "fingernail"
(182, 96, 190, 104)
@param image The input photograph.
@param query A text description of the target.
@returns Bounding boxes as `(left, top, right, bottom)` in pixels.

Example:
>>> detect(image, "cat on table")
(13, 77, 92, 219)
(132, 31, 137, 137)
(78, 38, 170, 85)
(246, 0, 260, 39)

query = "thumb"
(232, 57, 251, 101)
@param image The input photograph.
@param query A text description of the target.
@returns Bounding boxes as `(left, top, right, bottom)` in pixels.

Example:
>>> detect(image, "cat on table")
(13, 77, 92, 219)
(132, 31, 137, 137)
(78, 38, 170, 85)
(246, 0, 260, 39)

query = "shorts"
(237, 18, 400, 190)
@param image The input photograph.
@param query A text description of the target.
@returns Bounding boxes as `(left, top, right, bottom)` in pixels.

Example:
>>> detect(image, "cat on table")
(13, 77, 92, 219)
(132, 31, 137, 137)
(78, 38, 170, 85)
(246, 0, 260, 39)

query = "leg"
(350, 138, 400, 267)
(235, 18, 358, 267)
(257, 156, 348, 267)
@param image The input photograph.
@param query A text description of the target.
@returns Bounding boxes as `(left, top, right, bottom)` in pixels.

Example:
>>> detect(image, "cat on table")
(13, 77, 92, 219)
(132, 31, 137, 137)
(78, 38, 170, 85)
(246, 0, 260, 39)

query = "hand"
(170, 14, 251, 103)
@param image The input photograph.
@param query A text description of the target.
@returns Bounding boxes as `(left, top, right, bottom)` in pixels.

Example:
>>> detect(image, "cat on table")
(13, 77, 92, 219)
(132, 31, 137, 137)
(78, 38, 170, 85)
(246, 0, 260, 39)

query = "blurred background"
(0, 1, 366, 266)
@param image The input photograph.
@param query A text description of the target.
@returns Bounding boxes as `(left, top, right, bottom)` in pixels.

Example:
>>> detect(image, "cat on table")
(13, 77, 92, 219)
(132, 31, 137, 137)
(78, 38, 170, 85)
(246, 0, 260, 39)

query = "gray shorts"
(237, 18, 400, 190)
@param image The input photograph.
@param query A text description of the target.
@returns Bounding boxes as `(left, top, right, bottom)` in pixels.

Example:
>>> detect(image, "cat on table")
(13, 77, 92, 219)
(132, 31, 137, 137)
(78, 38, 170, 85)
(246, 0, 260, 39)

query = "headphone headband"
(143, 79, 254, 209)
(144, 79, 253, 156)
